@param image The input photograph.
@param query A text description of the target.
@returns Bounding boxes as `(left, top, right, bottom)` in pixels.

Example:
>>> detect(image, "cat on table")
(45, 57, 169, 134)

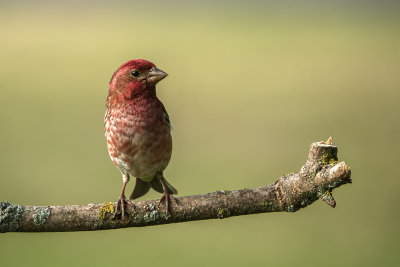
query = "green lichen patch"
(320, 151, 331, 164)
(287, 205, 295, 212)
(309, 169, 317, 180)
(320, 149, 338, 165)
(217, 208, 231, 219)
(320, 190, 336, 207)
(323, 190, 332, 197)
(261, 200, 273, 211)
(33, 207, 51, 226)
(99, 202, 115, 220)
(0, 201, 25, 233)
(131, 203, 164, 224)
(328, 158, 338, 166)
(143, 210, 160, 222)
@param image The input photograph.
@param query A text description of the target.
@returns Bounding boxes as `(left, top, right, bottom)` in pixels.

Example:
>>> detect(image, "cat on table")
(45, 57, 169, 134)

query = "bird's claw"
(114, 195, 134, 220)
(158, 193, 178, 215)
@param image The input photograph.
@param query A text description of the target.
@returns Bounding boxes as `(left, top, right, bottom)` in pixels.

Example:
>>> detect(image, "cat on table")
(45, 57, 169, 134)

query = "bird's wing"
(161, 105, 172, 130)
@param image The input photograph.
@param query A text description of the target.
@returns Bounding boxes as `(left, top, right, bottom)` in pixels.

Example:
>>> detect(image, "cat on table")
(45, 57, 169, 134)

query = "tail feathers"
(161, 176, 178, 195)
(129, 175, 178, 200)
(150, 178, 164, 194)
(130, 178, 151, 200)
(151, 176, 178, 195)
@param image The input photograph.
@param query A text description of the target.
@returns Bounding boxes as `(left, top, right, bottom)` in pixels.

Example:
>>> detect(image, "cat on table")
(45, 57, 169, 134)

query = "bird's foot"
(114, 194, 134, 220)
(158, 193, 179, 215)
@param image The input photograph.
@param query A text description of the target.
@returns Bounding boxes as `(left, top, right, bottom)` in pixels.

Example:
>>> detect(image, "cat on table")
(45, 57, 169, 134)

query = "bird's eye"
(131, 70, 140, 77)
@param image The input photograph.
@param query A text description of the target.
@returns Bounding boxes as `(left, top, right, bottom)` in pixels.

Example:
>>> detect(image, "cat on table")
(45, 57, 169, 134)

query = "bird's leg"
(115, 174, 133, 219)
(158, 176, 177, 214)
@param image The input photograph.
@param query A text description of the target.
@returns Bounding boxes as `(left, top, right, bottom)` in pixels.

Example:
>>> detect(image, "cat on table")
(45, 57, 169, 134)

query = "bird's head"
(107, 59, 168, 104)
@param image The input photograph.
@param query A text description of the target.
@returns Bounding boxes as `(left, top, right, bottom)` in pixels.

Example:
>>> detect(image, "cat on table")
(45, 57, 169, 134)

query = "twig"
(0, 138, 351, 233)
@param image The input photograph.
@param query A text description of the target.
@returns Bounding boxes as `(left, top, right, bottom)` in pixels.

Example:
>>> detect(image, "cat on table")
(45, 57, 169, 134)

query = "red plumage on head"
(118, 59, 156, 72)
(110, 59, 156, 84)
(107, 59, 158, 108)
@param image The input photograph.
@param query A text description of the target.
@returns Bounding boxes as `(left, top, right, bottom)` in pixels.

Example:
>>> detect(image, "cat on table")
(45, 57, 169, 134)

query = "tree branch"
(0, 138, 351, 233)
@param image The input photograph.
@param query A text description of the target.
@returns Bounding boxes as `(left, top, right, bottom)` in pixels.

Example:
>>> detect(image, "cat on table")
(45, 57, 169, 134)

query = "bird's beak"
(147, 67, 168, 86)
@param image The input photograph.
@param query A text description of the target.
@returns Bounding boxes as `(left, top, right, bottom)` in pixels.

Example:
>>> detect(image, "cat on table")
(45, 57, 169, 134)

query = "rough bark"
(0, 139, 351, 233)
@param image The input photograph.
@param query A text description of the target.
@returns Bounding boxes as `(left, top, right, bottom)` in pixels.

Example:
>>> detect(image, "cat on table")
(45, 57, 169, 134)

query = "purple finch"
(104, 59, 177, 218)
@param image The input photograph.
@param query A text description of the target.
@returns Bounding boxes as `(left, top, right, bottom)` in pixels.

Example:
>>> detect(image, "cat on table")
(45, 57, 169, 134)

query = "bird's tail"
(151, 175, 178, 195)
(129, 175, 177, 200)
(130, 178, 151, 200)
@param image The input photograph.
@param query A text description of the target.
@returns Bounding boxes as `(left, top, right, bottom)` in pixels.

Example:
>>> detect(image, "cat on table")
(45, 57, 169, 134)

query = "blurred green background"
(0, 0, 399, 266)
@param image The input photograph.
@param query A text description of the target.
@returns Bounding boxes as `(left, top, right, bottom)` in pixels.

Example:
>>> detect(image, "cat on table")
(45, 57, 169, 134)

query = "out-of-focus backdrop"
(0, 0, 399, 266)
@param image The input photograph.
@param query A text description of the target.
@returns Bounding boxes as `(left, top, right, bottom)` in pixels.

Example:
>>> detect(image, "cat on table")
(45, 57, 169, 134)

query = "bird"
(104, 59, 177, 218)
